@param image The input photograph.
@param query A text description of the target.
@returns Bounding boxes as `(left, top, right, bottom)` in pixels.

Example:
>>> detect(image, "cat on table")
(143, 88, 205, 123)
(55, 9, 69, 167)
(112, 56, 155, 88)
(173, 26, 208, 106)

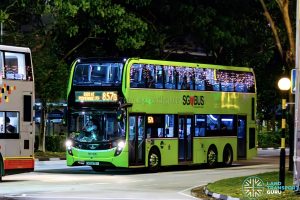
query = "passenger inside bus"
(5, 117, 15, 133)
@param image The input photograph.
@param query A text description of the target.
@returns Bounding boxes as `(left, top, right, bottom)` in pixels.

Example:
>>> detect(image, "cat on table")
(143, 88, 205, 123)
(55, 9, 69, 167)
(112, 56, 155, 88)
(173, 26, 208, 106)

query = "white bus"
(0, 45, 35, 181)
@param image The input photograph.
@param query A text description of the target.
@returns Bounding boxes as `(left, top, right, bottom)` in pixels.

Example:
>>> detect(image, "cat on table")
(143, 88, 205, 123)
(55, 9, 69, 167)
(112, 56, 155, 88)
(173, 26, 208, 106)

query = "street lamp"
(278, 77, 291, 190)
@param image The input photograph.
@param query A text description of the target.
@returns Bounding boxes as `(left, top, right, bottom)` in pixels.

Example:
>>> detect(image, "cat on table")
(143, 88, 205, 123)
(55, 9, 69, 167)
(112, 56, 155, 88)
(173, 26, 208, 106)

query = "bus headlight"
(114, 141, 125, 156)
(65, 140, 73, 156)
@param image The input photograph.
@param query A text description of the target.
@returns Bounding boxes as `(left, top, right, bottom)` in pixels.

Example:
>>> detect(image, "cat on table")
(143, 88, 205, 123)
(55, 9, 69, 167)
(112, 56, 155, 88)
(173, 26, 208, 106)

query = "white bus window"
(4, 52, 26, 80)
(165, 115, 174, 137)
(0, 112, 4, 133)
(6, 112, 19, 134)
(0, 51, 3, 79)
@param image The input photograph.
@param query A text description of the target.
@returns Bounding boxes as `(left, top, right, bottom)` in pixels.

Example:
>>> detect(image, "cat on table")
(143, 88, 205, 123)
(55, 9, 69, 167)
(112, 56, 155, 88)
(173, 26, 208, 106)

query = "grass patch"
(34, 151, 66, 159)
(206, 171, 299, 200)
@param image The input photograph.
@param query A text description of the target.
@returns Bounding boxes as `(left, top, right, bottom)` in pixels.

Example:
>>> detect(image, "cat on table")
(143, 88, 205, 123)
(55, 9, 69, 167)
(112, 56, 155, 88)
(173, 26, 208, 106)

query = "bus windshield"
(69, 111, 125, 145)
(73, 62, 123, 86)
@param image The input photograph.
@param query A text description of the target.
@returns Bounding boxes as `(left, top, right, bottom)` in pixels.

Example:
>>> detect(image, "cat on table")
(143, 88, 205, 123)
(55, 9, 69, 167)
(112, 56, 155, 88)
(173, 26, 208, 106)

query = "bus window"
(0, 51, 3, 79)
(109, 63, 123, 84)
(165, 115, 174, 137)
(177, 67, 190, 90)
(194, 68, 205, 91)
(245, 72, 255, 93)
(221, 115, 235, 136)
(0, 112, 4, 133)
(164, 66, 175, 89)
(186, 67, 194, 90)
(155, 65, 163, 89)
(204, 69, 214, 91)
(146, 114, 164, 138)
(130, 64, 154, 88)
(206, 114, 220, 131)
(195, 115, 205, 137)
(91, 64, 108, 83)
(145, 65, 154, 88)
(5, 112, 19, 134)
(73, 64, 89, 83)
(4, 52, 26, 80)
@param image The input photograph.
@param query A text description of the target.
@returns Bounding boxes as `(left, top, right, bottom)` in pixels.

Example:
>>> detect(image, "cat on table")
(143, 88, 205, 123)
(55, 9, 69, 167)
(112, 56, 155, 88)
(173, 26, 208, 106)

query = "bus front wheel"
(207, 146, 218, 168)
(223, 145, 233, 167)
(148, 149, 160, 172)
(91, 166, 106, 172)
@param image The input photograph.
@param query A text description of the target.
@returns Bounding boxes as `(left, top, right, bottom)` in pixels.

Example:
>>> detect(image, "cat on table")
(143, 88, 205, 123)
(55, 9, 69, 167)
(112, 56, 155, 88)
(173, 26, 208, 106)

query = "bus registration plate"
(86, 162, 99, 166)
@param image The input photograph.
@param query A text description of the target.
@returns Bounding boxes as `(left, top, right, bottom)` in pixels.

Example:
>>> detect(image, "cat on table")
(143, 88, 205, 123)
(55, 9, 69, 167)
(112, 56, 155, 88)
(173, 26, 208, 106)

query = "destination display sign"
(75, 91, 118, 102)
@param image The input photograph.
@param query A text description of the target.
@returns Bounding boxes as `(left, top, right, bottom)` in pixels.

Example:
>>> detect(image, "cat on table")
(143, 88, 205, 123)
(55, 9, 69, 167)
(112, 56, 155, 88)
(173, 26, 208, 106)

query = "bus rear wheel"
(148, 149, 160, 172)
(91, 166, 106, 172)
(223, 146, 233, 167)
(207, 146, 217, 168)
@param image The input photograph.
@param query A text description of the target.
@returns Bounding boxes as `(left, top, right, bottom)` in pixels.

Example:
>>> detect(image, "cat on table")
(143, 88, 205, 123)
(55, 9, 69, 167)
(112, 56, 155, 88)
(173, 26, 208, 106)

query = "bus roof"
(125, 58, 253, 72)
(0, 45, 31, 53)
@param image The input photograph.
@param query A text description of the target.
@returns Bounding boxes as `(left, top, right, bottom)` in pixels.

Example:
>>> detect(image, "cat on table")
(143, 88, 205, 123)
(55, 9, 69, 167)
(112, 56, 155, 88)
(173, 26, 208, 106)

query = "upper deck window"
(73, 63, 123, 86)
(129, 62, 255, 93)
(0, 51, 33, 81)
(216, 70, 255, 93)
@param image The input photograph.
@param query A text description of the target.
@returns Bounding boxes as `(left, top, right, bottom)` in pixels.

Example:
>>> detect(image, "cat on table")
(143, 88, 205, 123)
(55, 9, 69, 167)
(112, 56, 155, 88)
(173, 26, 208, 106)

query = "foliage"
(35, 135, 66, 152)
(258, 129, 291, 148)
(258, 131, 281, 148)
(0, 0, 297, 151)
(46, 0, 149, 61)
(206, 171, 296, 200)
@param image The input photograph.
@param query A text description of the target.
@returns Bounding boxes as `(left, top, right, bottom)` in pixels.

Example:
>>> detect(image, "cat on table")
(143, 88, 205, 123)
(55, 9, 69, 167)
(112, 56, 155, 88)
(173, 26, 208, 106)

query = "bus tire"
(148, 148, 161, 172)
(223, 145, 233, 167)
(91, 166, 106, 172)
(207, 145, 218, 168)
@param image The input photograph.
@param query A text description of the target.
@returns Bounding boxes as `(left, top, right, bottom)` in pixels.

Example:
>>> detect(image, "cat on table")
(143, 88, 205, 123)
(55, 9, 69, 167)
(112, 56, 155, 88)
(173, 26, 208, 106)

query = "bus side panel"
(193, 138, 206, 163)
(247, 124, 257, 160)
(145, 139, 178, 166)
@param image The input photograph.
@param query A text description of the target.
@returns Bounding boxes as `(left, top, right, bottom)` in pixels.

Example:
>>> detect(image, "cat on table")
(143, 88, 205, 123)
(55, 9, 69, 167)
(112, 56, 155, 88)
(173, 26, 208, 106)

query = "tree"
(259, 0, 296, 171)
(259, 0, 295, 70)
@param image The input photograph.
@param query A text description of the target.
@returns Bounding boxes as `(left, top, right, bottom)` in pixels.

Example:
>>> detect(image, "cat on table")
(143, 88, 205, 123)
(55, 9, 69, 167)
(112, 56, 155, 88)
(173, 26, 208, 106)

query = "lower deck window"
(0, 111, 20, 139)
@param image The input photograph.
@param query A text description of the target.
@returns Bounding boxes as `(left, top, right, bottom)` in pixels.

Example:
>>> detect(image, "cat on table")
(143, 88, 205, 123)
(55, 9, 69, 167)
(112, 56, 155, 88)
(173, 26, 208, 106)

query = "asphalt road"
(0, 149, 283, 200)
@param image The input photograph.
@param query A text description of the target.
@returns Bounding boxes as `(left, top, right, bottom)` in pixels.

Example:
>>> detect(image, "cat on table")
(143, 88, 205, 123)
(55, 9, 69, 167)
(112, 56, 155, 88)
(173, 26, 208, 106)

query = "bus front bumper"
(66, 147, 128, 168)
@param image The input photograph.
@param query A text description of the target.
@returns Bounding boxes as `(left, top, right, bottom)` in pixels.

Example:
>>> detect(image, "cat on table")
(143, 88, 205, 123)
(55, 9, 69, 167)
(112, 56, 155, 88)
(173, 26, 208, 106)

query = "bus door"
(178, 115, 193, 162)
(128, 115, 145, 166)
(237, 115, 247, 159)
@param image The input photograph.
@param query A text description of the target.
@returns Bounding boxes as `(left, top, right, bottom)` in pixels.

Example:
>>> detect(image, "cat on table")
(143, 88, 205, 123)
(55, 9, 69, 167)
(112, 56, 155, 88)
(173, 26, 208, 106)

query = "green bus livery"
(66, 58, 257, 171)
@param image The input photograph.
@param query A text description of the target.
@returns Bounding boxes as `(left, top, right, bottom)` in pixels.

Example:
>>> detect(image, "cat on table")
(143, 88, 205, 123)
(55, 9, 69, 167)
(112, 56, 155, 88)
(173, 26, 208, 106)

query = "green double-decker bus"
(66, 58, 257, 171)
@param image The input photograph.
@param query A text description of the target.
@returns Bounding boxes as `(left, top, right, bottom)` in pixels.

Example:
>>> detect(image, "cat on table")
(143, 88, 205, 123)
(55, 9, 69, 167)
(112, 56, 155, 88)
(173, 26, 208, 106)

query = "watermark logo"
(242, 176, 264, 199)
